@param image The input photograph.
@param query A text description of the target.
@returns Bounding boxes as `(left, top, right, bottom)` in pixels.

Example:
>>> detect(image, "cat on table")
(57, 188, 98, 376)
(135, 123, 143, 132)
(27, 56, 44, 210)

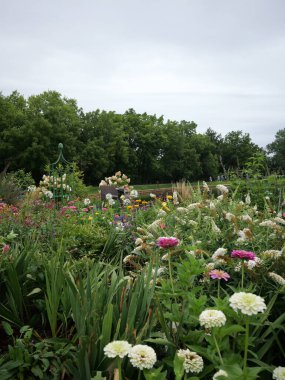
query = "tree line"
(0, 90, 283, 185)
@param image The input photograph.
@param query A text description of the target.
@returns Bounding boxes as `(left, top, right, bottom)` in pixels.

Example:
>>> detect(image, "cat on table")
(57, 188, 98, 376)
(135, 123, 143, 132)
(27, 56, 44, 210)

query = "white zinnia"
(104, 340, 132, 358)
(273, 366, 285, 380)
(213, 369, 228, 379)
(128, 344, 157, 370)
(83, 198, 91, 205)
(105, 193, 113, 200)
(229, 292, 266, 316)
(199, 310, 226, 329)
(177, 349, 204, 373)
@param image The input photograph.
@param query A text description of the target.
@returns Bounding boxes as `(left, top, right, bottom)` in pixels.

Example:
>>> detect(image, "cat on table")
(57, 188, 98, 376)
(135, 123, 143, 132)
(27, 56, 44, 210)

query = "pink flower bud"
(2, 244, 10, 254)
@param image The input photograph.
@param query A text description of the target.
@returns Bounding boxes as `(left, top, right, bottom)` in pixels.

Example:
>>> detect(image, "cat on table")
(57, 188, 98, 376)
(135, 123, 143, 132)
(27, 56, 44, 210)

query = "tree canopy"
(0, 90, 271, 185)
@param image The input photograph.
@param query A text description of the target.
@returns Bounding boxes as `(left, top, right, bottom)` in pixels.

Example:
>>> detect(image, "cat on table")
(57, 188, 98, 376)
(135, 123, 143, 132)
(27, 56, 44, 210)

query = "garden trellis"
(49, 143, 74, 204)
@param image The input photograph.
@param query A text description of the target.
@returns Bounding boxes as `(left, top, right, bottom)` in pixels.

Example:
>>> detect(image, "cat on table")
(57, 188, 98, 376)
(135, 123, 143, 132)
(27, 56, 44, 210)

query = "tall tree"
(267, 128, 285, 172)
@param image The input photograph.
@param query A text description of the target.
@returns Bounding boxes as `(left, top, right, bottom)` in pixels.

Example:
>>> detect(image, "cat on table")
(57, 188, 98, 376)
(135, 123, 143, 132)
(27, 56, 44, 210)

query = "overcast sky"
(1, 0, 285, 147)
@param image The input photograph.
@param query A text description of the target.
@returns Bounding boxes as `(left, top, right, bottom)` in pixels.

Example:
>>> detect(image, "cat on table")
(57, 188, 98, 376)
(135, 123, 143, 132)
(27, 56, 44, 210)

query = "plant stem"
(138, 370, 142, 380)
(213, 332, 224, 365)
(217, 279, 221, 299)
(243, 318, 249, 375)
(116, 358, 122, 380)
(241, 263, 244, 289)
(168, 256, 175, 297)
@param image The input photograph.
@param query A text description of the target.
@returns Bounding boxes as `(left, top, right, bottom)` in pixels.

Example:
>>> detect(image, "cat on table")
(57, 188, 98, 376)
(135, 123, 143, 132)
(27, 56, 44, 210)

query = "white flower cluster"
(177, 349, 204, 373)
(83, 198, 91, 206)
(212, 248, 227, 263)
(27, 185, 37, 192)
(99, 171, 131, 188)
(273, 366, 285, 380)
(199, 310, 226, 329)
(261, 250, 282, 259)
(216, 184, 229, 194)
(229, 292, 266, 316)
(104, 341, 157, 370)
(268, 272, 285, 286)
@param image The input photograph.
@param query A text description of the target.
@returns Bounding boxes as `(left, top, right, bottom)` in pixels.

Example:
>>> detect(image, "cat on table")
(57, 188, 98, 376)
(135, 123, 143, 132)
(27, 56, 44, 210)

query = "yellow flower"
(88, 216, 93, 221)
(167, 195, 173, 200)
(142, 201, 148, 205)
(135, 199, 142, 203)
(95, 212, 99, 215)
(127, 206, 133, 210)
(134, 204, 139, 208)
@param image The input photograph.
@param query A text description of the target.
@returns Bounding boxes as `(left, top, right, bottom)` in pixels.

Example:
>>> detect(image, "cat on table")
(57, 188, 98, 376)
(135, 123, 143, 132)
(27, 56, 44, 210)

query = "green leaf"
(143, 366, 167, 380)
(91, 372, 107, 380)
(2, 321, 14, 336)
(173, 354, 184, 380)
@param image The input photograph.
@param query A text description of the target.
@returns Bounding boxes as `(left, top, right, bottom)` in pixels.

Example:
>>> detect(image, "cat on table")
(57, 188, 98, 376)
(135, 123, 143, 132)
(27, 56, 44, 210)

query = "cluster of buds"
(38, 173, 71, 200)
(99, 171, 131, 189)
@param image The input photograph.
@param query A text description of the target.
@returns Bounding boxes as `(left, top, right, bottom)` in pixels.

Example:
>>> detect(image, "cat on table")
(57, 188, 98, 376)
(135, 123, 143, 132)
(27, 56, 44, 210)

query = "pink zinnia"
(2, 244, 10, 254)
(231, 250, 256, 260)
(209, 269, 230, 281)
(157, 237, 179, 249)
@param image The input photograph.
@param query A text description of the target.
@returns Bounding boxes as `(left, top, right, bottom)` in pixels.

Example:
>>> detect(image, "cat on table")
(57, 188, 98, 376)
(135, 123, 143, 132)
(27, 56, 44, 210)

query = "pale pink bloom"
(209, 269, 230, 281)
(231, 250, 256, 260)
(2, 244, 10, 254)
(157, 237, 179, 249)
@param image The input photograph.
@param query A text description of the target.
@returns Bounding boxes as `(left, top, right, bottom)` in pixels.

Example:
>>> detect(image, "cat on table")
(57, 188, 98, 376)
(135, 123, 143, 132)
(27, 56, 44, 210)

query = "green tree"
(220, 131, 261, 172)
(267, 128, 285, 173)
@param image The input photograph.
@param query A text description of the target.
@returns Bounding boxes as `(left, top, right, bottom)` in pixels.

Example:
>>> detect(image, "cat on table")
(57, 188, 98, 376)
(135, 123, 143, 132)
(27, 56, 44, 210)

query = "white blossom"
(273, 366, 285, 380)
(199, 309, 226, 329)
(177, 349, 204, 374)
(229, 292, 266, 316)
(104, 340, 132, 358)
(128, 345, 157, 370)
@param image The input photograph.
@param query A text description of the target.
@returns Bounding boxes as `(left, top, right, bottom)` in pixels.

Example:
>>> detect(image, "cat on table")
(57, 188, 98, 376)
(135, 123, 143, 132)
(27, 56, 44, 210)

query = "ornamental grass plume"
(157, 237, 179, 249)
(103, 340, 132, 358)
(199, 309, 226, 329)
(128, 344, 157, 370)
(231, 250, 256, 260)
(229, 292, 266, 316)
(209, 270, 230, 281)
(177, 349, 204, 373)
(273, 366, 285, 380)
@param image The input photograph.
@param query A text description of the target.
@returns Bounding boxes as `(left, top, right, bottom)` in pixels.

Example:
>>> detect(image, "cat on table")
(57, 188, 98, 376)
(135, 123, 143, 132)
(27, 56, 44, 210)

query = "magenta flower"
(231, 250, 256, 260)
(209, 269, 230, 281)
(157, 237, 179, 249)
(2, 244, 10, 254)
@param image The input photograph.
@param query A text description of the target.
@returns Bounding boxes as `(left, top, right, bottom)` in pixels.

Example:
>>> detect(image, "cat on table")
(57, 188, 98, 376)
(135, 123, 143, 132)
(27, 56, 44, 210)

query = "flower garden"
(0, 172, 285, 380)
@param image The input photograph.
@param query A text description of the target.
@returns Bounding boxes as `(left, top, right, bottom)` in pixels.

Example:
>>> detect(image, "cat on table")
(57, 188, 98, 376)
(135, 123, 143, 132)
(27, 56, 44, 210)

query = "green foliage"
(0, 90, 273, 186)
